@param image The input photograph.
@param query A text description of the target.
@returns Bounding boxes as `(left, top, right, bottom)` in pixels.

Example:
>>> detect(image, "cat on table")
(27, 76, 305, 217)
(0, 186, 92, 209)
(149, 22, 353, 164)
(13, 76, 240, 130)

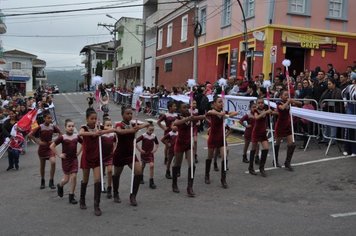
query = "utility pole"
(193, 0, 199, 82)
(98, 22, 117, 85)
(141, 12, 146, 87)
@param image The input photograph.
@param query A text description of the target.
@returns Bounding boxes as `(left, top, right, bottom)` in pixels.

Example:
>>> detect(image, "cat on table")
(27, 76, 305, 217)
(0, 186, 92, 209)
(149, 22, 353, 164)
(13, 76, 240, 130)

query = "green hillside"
(47, 69, 84, 93)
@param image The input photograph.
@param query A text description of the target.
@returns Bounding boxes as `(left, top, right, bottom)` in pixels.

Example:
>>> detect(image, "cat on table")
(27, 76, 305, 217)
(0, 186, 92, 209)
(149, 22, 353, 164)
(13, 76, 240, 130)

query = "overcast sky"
(0, 0, 142, 70)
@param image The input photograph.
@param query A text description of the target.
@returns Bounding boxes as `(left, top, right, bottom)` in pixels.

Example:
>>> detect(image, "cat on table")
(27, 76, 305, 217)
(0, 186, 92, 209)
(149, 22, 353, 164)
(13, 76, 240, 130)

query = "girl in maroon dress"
(29, 111, 61, 189)
(136, 123, 159, 189)
(101, 118, 117, 199)
(50, 119, 82, 204)
(78, 108, 115, 216)
(157, 101, 177, 164)
(274, 90, 301, 170)
(172, 103, 205, 197)
(239, 102, 259, 164)
(205, 97, 237, 188)
(112, 106, 149, 206)
(161, 125, 178, 179)
(249, 98, 274, 177)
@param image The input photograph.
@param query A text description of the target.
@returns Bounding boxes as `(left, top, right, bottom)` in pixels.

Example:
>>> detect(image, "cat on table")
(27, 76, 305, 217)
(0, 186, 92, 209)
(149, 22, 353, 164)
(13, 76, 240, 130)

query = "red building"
(155, 3, 195, 89)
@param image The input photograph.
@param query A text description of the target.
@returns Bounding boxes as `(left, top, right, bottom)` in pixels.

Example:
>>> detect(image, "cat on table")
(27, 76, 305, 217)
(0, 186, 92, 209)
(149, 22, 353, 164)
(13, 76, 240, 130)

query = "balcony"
(33, 58, 46, 68)
(35, 73, 47, 81)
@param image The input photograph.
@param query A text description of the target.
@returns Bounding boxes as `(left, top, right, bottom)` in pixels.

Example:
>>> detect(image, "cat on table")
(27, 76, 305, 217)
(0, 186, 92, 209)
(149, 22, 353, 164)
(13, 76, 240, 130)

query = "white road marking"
(203, 142, 244, 150)
(244, 155, 355, 174)
(330, 212, 356, 218)
(63, 93, 85, 115)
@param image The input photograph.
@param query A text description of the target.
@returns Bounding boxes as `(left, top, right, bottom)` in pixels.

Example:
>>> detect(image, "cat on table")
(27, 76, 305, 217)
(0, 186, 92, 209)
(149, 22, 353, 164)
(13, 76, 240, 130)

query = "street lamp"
(236, 0, 249, 80)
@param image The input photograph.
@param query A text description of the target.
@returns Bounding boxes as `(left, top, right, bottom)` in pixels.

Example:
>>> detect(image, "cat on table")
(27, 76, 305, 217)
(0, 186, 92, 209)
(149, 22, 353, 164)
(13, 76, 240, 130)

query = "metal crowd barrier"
(115, 92, 132, 107)
(267, 98, 320, 151)
(320, 99, 356, 156)
(138, 95, 160, 117)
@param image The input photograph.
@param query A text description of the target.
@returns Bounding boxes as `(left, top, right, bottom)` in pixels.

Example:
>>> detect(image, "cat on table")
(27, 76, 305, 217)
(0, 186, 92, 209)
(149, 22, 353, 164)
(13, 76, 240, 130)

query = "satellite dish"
(253, 31, 266, 41)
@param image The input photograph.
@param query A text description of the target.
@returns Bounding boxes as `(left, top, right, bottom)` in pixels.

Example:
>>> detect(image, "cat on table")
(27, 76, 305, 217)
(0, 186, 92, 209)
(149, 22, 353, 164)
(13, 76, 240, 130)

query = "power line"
(2, 34, 111, 38)
(2, 1, 190, 18)
(1, 0, 131, 11)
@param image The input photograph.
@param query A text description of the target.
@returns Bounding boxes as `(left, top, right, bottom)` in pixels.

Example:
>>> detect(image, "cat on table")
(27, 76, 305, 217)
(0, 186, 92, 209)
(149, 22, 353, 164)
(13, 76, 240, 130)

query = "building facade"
(80, 41, 115, 89)
(198, 0, 356, 83)
(143, 0, 182, 88)
(2, 50, 46, 95)
(114, 17, 143, 89)
(155, 2, 195, 89)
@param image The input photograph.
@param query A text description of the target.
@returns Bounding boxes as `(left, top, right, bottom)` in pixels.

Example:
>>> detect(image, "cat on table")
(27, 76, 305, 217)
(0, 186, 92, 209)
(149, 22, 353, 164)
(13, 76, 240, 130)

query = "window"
(246, 0, 255, 18)
(12, 62, 21, 69)
(290, 0, 306, 14)
(328, 0, 343, 18)
(200, 7, 207, 34)
(96, 53, 107, 60)
(181, 15, 188, 42)
(167, 23, 173, 47)
(164, 59, 173, 72)
(221, 0, 232, 27)
(157, 28, 163, 50)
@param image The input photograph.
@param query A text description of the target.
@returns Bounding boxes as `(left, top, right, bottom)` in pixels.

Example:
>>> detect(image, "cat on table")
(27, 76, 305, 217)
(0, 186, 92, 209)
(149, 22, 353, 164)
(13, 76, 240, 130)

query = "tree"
(95, 61, 103, 76)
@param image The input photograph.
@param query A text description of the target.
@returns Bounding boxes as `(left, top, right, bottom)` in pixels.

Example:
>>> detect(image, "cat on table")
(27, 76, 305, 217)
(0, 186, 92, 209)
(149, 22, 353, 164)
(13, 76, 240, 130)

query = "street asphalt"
(0, 92, 355, 236)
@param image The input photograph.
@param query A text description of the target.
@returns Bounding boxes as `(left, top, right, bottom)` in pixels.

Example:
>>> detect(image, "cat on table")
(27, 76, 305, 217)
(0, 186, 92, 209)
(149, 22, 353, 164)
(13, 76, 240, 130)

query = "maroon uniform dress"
(80, 125, 100, 169)
(174, 115, 192, 153)
(275, 102, 292, 138)
(33, 123, 61, 159)
(136, 133, 159, 163)
(158, 112, 178, 135)
(54, 134, 82, 175)
(239, 112, 255, 142)
(101, 133, 116, 166)
(207, 112, 224, 149)
(251, 110, 268, 143)
(162, 131, 178, 156)
(113, 121, 139, 167)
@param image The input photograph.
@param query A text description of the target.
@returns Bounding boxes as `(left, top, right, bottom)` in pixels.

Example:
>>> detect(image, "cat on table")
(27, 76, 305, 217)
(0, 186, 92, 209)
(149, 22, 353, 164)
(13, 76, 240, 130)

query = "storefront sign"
(282, 32, 336, 49)
(230, 48, 238, 77)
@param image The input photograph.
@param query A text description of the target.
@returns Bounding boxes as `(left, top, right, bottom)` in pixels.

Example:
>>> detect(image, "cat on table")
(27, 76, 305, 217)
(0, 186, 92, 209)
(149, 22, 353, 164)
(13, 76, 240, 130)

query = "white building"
(114, 17, 143, 89)
(80, 41, 115, 89)
(2, 50, 47, 95)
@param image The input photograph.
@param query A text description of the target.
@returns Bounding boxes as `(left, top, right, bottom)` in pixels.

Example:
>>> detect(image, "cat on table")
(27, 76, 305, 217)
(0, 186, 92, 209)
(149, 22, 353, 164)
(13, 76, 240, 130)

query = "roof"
(4, 49, 37, 58)
(33, 58, 46, 68)
(80, 41, 113, 54)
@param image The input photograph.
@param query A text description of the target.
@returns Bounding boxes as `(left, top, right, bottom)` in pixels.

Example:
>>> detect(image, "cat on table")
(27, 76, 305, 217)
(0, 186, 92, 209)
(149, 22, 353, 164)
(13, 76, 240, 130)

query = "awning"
(8, 76, 30, 82)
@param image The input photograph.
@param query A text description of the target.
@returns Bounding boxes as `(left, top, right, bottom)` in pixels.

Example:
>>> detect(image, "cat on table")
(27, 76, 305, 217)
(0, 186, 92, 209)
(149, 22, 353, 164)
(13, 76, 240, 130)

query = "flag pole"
(219, 78, 228, 172)
(282, 59, 295, 143)
(267, 87, 277, 167)
(187, 79, 196, 178)
(96, 84, 105, 191)
(130, 118, 138, 194)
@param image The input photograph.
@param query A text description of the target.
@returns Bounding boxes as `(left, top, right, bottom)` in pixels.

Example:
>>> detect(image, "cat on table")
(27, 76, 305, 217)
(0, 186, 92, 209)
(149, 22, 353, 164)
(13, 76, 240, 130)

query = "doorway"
(285, 47, 306, 76)
(217, 53, 229, 79)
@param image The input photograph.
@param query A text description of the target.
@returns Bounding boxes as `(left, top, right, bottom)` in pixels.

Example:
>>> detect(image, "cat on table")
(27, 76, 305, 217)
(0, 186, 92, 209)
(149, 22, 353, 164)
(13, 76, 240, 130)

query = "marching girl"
(161, 125, 178, 179)
(29, 110, 62, 189)
(78, 108, 115, 216)
(239, 102, 259, 164)
(248, 98, 274, 177)
(136, 123, 159, 189)
(274, 90, 301, 171)
(205, 97, 237, 188)
(100, 118, 117, 199)
(172, 102, 205, 197)
(50, 119, 82, 204)
(157, 101, 177, 165)
(112, 106, 149, 206)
